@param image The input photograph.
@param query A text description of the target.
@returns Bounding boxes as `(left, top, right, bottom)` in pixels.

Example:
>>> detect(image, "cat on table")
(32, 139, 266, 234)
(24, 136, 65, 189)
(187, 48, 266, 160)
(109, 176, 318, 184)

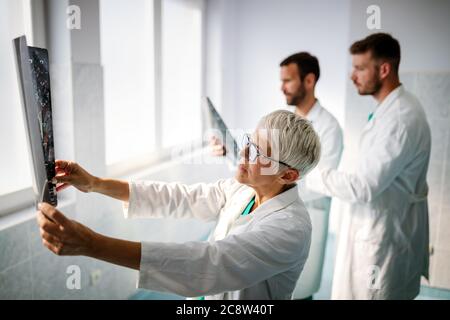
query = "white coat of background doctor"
(307, 33, 431, 299)
(36, 110, 321, 300)
(279, 52, 343, 299)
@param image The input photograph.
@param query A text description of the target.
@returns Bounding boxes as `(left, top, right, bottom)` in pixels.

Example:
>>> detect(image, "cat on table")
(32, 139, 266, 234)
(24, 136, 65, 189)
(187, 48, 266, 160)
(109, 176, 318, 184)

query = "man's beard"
(357, 67, 383, 96)
(357, 77, 382, 96)
(286, 83, 306, 106)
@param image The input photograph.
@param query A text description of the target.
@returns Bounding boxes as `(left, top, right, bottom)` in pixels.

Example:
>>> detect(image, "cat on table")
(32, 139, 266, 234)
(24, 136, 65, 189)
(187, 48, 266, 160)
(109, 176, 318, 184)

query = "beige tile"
(435, 208, 450, 252)
(428, 204, 440, 245)
(430, 249, 450, 290)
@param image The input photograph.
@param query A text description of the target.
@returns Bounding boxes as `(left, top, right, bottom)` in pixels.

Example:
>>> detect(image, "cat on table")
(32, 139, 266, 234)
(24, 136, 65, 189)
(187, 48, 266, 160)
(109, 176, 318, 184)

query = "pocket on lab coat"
(353, 209, 391, 244)
(351, 234, 415, 299)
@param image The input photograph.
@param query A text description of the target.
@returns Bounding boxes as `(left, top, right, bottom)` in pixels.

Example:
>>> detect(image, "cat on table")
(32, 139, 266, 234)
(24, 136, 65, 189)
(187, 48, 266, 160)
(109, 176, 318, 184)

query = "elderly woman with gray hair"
(37, 110, 321, 300)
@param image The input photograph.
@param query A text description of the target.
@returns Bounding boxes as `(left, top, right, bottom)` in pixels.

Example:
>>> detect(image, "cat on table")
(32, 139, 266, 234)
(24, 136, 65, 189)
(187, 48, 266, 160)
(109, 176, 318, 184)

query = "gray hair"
(257, 110, 321, 177)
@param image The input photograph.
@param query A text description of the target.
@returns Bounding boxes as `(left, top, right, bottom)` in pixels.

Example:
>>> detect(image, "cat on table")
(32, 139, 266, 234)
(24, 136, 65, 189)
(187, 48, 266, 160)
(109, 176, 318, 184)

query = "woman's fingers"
(210, 136, 222, 145)
(54, 160, 77, 188)
(56, 183, 70, 192)
(212, 144, 225, 156)
(37, 206, 94, 256)
(53, 174, 72, 184)
(40, 227, 62, 244)
(55, 159, 70, 171)
(39, 203, 70, 228)
(55, 160, 75, 175)
(42, 238, 63, 256)
(37, 210, 64, 235)
(209, 136, 226, 156)
(37, 204, 73, 256)
(55, 159, 68, 166)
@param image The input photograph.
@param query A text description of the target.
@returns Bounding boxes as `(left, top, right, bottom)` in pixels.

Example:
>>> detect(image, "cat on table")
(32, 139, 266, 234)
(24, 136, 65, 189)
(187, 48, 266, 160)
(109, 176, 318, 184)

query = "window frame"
(106, 0, 207, 177)
(0, 0, 46, 217)
(1, 0, 207, 216)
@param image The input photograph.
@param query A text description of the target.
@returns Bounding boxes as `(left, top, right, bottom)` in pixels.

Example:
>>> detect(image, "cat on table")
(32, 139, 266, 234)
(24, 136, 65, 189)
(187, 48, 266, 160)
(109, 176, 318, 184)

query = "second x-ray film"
(204, 97, 240, 164)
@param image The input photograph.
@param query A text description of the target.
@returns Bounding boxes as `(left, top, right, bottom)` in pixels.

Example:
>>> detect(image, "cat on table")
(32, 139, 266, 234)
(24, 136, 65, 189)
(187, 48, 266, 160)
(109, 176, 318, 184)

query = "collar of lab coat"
(305, 99, 322, 123)
(214, 182, 300, 240)
(363, 85, 404, 133)
(373, 84, 404, 120)
(248, 183, 300, 220)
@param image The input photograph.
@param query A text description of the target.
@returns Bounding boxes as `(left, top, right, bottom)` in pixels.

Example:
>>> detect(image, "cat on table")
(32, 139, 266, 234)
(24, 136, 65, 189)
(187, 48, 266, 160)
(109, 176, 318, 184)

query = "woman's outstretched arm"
(53, 160, 129, 202)
(37, 202, 140, 270)
(91, 177, 130, 202)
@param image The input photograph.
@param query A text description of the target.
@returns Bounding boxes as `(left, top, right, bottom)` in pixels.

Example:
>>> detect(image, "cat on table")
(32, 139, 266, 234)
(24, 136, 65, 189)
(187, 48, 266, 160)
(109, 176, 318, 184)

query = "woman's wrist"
(85, 229, 103, 258)
(86, 232, 141, 270)
(89, 175, 101, 193)
(89, 178, 130, 202)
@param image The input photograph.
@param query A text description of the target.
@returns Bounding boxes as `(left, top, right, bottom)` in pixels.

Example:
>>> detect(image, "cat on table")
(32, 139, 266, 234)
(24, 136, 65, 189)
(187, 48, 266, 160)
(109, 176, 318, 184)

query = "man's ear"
(279, 168, 299, 184)
(379, 61, 391, 80)
(304, 73, 316, 90)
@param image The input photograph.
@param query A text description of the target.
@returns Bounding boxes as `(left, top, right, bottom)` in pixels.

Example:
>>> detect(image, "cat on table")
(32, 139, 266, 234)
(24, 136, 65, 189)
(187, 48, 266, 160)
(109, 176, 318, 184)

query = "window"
(100, 0, 156, 166)
(0, 0, 34, 214)
(161, 0, 203, 148)
(1, 0, 206, 215)
(101, 0, 205, 175)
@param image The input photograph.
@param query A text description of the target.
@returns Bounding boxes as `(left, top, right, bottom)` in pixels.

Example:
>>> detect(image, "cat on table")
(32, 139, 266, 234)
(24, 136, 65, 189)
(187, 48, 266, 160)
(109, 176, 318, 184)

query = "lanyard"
(241, 196, 256, 216)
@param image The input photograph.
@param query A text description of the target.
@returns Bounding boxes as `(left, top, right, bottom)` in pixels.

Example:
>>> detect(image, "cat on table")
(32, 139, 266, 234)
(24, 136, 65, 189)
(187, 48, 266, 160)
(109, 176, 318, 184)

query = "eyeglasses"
(242, 133, 291, 168)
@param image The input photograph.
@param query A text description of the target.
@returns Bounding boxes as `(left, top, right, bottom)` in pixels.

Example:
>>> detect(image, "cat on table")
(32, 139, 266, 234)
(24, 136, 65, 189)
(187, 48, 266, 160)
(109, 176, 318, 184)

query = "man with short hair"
(279, 52, 343, 299)
(308, 33, 431, 299)
(279, 52, 343, 203)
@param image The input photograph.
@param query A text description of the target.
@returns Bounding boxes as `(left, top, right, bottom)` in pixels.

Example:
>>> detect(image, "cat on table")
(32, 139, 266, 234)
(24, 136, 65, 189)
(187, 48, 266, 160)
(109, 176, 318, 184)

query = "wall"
(205, 0, 352, 235)
(206, 0, 351, 131)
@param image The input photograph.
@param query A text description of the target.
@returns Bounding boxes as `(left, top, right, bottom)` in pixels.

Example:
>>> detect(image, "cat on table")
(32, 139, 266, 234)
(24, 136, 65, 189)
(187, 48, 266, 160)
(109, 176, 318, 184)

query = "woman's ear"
(279, 168, 299, 185)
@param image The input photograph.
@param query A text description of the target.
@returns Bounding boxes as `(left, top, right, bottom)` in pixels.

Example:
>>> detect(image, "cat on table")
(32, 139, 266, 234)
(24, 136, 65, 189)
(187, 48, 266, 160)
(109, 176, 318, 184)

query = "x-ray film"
(204, 97, 240, 164)
(13, 36, 57, 207)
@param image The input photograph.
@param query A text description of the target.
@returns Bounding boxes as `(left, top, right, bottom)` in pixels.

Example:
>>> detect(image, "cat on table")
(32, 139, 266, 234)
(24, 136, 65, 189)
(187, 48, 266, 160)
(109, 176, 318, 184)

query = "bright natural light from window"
(0, 0, 33, 195)
(161, 0, 203, 148)
(100, 0, 156, 166)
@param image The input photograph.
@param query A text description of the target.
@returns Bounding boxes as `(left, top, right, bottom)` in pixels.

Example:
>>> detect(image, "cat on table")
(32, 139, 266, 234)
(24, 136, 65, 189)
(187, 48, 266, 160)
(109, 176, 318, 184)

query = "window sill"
(111, 143, 207, 180)
(0, 145, 208, 230)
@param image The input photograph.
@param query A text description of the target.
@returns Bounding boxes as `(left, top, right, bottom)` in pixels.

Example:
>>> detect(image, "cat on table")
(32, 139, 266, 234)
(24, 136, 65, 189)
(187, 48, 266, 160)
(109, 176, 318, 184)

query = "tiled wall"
(0, 153, 230, 299)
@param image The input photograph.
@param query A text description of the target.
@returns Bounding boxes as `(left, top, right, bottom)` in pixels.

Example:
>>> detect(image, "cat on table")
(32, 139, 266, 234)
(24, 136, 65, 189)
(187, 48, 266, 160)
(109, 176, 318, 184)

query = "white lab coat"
(123, 178, 312, 299)
(292, 101, 343, 299)
(307, 85, 431, 299)
(297, 100, 343, 204)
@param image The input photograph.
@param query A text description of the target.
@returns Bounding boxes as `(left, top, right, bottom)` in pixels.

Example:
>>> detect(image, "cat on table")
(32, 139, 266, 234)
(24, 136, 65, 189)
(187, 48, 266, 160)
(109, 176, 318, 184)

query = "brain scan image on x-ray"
(14, 36, 57, 207)
(28, 46, 57, 205)
(28, 47, 56, 173)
